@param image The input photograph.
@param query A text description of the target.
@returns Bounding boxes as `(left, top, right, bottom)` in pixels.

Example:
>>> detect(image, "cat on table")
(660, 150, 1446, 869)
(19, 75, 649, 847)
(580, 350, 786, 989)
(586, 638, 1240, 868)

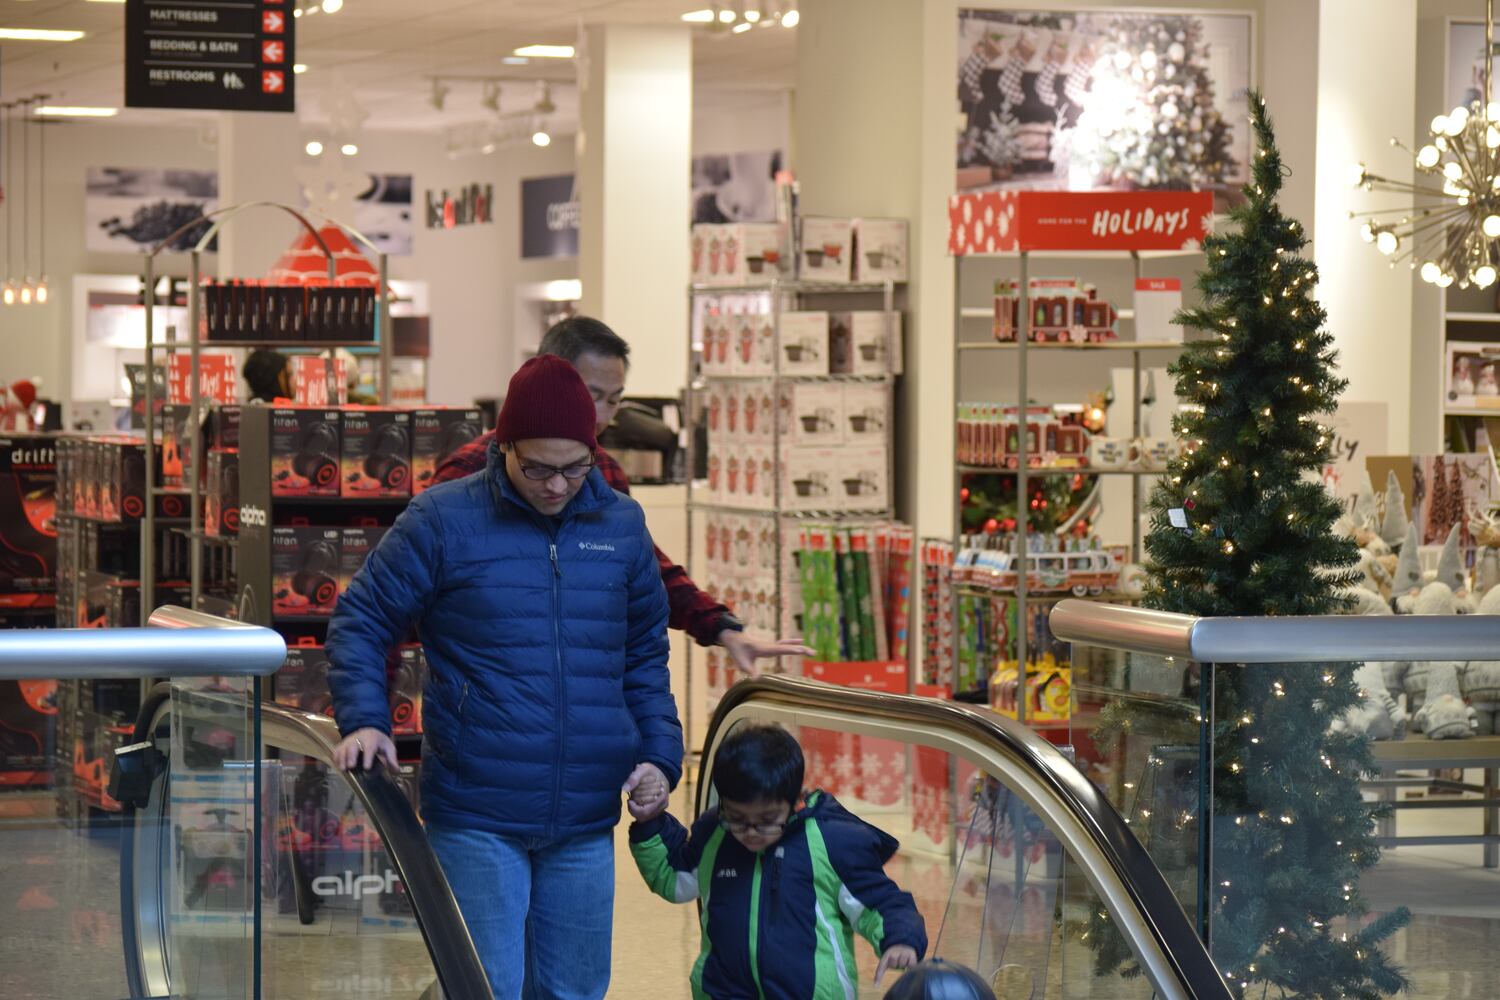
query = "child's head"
(881, 959, 997, 1000)
(712, 723, 804, 852)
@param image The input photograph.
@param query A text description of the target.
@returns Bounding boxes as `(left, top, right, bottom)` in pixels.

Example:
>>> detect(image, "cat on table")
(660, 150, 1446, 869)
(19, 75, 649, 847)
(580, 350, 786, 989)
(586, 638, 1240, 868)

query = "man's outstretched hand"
(719, 630, 814, 679)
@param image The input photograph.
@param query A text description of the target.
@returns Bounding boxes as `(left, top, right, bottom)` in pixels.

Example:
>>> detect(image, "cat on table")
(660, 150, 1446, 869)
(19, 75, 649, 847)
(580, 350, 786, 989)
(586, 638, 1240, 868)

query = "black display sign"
(521, 174, 579, 260)
(425, 184, 494, 229)
(125, 0, 296, 112)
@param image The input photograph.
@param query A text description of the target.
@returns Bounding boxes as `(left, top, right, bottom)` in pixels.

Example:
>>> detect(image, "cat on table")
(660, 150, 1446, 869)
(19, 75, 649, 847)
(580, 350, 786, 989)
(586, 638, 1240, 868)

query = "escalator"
(112, 675, 1227, 999)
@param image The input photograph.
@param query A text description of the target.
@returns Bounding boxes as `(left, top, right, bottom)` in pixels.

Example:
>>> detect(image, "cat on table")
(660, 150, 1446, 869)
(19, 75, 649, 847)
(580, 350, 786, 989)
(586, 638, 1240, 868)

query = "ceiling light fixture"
(0, 28, 86, 42)
(732, 21, 753, 33)
(294, 63, 308, 74)
(34, 105, 117, 117)
(782, 6, 799, 27)
(305, 140, 324, 156)
(340, 143, 358, 156)
(681, 9, 715, 22)
(502, 56, 529, 65)
(718, 7, 737, 23)
(34, 102, 47, 305)
(1355, 0, 1500, 288)
(534, 82, 555, 115)
(321, 0, 343, 11)
(514, 44, 575, 59)
(532, 129, 552, 147)
(744, 9, 761, 23)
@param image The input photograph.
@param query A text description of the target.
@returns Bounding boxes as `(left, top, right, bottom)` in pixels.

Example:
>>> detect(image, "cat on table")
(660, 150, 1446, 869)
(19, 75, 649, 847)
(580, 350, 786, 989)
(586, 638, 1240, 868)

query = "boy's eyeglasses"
(719, 817, 788, 837)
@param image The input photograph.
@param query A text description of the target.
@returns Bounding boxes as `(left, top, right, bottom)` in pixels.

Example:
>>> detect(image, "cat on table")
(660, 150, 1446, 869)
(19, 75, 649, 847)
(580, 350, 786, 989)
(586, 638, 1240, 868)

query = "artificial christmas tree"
(1069, 15, 1235, 192)
(1090, 93, 1409, 999)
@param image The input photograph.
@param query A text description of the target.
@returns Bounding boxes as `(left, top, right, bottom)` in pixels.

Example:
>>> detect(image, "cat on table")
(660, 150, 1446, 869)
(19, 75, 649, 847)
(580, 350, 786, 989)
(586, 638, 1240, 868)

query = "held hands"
(874, 945, 919, 985)
(333, 727, 399, 772)
(718, 630, 814, 680)
(623, 762, 669, 822)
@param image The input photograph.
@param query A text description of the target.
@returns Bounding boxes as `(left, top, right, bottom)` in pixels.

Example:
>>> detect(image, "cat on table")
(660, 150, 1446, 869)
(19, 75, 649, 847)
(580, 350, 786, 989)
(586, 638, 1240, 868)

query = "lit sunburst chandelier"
(1351, 0, 1500, 289)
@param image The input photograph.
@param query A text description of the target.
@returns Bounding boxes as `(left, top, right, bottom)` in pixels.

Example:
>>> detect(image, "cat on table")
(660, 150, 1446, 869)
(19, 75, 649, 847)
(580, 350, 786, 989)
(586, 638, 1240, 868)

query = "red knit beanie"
(495, 355, 598, 451)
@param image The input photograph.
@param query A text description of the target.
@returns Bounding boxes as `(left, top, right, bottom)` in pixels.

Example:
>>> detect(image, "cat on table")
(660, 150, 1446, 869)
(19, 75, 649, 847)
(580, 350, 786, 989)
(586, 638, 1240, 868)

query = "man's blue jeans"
(426, 824, 614, 1000)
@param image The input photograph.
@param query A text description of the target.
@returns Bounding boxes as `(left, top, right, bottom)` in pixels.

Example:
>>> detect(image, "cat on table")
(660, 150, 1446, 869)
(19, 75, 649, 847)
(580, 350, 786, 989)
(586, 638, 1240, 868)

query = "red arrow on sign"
(262, 40, 284, 63)
(263, 10, 285, 33)
(262, 70, 285, 94)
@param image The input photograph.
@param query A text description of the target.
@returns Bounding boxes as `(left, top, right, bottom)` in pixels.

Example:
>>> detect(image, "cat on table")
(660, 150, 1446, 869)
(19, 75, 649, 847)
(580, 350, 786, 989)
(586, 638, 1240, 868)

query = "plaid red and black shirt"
(431, 430, 732, 647)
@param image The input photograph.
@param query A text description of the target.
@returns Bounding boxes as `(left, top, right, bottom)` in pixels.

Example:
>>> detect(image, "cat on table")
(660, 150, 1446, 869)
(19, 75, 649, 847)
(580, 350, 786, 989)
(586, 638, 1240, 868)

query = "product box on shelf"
(390, 645, 425, 736)
(270, 408, 342, 498)
(0, 679, 57, 786)
(210, 405, 241, 451)
(742, 445, 775, 510)
(96, 437, 157, 523)
(291, 355, 350, 407)
(991, 663, 1071, 724)
(840, 446, 882, 512)
(806, 660, 908, 693)
(411, 407, 483, 492)
(778, 383, 845, 447)
(341, 409, 412, 498)
(842, 384, 889, 444)
(159, 404, 194, 489)
(799, 217, 855, 283)
(779, 312, 830, 376)
(272, 527, 343, 617)
(167, 354, 239, 406)
(700, 312, 731, 375)
(204, 449, 240, 537)
(0, 435, 56, 593)
(729, 312, 775, 376)
(78, 571, 189, 629)
(1446, 342, 1500, 411)
(339, 526, 389, 593)
(993, 278, 1118, 344)
(853, 218, 909, 284)
(830, 312, 903, 375)
(745, 382, 774, 443)
(274, 643, 335, 717)
(692, 223, 789, 286)
(723, 380, 744, 441)
(781, 447, 841, 510)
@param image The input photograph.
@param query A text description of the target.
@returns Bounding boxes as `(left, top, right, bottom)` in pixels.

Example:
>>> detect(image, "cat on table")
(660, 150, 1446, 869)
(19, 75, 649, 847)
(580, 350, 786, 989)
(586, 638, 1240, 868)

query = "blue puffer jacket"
(326, 442, 682, 839)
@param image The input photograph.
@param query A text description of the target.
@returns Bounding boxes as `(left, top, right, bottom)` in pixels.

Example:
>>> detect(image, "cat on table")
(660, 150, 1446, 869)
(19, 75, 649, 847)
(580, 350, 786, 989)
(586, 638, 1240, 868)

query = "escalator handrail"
(700, 676, 1233, 1000)
(127, 684, 494, 1000)
(0, 606, 285, 680)
(1050, 597, 1500, 663)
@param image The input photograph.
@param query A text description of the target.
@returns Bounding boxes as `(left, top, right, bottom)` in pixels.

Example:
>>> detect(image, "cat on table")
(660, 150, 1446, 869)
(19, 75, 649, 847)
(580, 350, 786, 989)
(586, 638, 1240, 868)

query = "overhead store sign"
(125, 0, 296, 112)
(521, 174, 579, 259)
(947, 191, 1214, 255)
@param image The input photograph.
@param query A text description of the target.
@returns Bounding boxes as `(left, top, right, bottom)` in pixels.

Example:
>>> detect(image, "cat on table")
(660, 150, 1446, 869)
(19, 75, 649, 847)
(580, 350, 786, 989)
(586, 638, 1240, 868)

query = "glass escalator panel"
(702, 685, 1225, 1000)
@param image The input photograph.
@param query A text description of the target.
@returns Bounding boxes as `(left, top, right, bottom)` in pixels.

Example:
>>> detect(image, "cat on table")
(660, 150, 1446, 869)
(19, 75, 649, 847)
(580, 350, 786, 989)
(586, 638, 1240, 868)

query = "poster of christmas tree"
(956, 9, 1252, 210)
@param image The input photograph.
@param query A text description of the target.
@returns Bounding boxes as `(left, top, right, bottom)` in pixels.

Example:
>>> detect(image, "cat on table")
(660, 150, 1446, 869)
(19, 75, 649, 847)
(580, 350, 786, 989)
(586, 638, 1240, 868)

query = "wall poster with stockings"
(955, 9, 1254, 212)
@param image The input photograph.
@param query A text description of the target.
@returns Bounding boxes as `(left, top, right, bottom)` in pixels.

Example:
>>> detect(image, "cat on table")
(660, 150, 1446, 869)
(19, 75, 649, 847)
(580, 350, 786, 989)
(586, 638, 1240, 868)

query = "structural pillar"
(577, 24, 692, 398)
(217, 112, 303, 278)
(1314, 0, 1418, 453)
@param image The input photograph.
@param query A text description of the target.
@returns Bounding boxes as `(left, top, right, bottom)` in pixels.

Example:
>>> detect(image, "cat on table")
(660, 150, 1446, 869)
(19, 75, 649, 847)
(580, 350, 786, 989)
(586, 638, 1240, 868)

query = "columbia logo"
(579, 541, 616, 552)
(716, 868, 738, 879)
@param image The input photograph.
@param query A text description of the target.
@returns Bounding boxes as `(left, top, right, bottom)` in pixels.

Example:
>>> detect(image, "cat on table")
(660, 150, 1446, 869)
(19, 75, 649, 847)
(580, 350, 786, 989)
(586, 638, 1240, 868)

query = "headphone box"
(390, 644, 425, 736)
(272, 526, 343, 616)
(270, 408, 341, 498)
(204, 449, 240, 537)
(339, 526, 388, 594)
(274, 643, 335, 718)
(0, 435, 57, 593)
(411, 408, 482, 492)
(95, 437, 153, 523)
(341, 408, 412, 498)
(79, 571, 190, 629)
(159, 404, 193, 489)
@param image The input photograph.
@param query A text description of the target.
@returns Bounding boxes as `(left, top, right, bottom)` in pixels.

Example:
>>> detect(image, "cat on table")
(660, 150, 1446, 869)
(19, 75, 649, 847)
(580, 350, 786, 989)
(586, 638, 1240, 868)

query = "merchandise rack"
(684, 277, 902, 742)
(951, 248, 1201, 720)
(138, 203, 393, 622)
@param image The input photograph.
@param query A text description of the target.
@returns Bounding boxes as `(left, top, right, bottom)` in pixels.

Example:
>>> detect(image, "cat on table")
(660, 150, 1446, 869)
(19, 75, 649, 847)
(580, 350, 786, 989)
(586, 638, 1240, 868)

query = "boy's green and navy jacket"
(629, 791, 927, 1000)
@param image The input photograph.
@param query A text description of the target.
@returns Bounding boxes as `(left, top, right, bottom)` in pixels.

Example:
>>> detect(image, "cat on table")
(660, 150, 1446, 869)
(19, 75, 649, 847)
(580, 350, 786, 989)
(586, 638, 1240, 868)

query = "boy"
(629, 724, 927, 998)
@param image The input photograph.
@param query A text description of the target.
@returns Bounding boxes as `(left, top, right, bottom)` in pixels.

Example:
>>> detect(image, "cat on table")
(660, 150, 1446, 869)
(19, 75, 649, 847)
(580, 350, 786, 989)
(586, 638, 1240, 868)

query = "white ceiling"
(0, 0, 798, 131)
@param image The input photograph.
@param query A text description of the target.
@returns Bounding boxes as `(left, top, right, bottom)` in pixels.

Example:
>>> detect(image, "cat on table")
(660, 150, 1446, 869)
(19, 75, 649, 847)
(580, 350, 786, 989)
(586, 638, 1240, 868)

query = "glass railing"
(0, 607, 283, 1000)
(122, 680, 491, 1000)
(702, 676, 1232, 999)
(1050, 599, 1500, 997)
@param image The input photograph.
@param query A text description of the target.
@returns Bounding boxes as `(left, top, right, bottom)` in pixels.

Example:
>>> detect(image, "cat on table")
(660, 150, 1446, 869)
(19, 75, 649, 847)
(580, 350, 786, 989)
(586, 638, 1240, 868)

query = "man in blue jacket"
(327, 355, 682, 1000)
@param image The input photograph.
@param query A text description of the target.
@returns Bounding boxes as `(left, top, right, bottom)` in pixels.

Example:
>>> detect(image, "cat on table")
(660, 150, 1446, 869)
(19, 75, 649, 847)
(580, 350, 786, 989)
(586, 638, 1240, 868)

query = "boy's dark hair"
(243, 349, 288, 402)
(539, 316, 631, 368)
(881, 960, 996, 1000)
(712, 724, 804, 806)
